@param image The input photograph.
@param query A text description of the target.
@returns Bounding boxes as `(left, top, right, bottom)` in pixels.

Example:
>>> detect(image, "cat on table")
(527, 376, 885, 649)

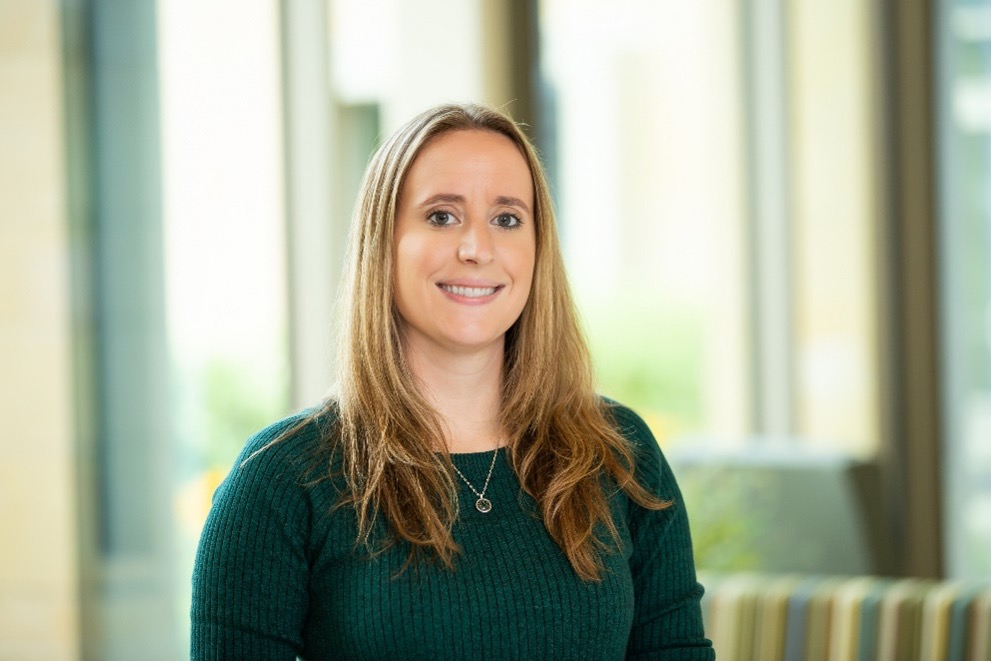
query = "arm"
(613, 405, 715, 661)
(190, 418, 314, 660)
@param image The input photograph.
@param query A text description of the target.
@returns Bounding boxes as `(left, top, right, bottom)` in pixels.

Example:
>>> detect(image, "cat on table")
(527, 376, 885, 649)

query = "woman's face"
(393, 129, 536, 358)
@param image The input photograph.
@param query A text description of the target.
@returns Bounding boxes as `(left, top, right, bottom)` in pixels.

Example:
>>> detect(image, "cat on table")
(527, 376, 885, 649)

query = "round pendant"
(475, 497, 493, 513)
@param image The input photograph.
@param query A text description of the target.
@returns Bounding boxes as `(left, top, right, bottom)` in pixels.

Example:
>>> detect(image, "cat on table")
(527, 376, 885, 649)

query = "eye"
(494, 212, 522, 229)
(427, 210, 455, 227)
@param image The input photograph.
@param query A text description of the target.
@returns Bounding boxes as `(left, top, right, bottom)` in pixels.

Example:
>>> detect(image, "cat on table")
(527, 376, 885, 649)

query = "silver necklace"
(451, 447, 500, 513)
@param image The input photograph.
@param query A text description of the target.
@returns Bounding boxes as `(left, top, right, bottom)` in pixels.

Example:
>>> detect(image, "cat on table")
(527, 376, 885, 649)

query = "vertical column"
(0, 0, 80, 658)
(875, 0, 943, 578)
(72, 0, 177, 657)
(280, 0, 340, 408)
(742, 0, 796, 436)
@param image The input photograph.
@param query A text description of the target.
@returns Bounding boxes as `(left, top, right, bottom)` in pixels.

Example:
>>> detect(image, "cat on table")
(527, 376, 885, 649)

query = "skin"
(393, 129, 536, 452)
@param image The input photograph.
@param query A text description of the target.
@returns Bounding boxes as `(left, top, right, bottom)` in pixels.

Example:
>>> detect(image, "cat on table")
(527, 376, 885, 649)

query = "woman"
(191, 103, 714, 660)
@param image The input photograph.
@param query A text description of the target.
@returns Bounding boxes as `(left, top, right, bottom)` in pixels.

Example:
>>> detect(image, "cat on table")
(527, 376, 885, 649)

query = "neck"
(403, 336, 505, 454)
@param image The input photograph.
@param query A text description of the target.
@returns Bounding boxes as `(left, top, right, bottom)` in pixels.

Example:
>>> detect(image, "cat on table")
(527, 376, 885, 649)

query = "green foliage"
(678, 467, 765, 572)
(581, 294, 705, 443)
(199, 356, 288, 469)
(169, 354, 290, 473)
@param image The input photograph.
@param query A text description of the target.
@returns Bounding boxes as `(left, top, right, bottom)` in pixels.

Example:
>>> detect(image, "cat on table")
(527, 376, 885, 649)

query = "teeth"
(440, 284, 498, 298)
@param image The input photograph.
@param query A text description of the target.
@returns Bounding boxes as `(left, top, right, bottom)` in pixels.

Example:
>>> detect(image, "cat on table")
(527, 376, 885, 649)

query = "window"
(540, 0, 886, 574)
(541, 0, 749, 447)
(935, 0, 991, 579)
(541, 0, 882, 456)
(158, 0, 290, 654)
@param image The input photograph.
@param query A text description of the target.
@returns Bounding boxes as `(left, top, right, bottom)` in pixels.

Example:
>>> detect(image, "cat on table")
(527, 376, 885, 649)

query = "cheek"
(512, 234, 537, 285)
(498, 237, 536, 315)
(392, 237, 415, 313)
(395, 233, 432, 281)
(393, 232, 449, 312)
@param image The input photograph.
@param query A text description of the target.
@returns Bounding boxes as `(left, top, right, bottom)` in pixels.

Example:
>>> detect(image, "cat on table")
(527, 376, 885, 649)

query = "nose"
(457, 219, 494, 265)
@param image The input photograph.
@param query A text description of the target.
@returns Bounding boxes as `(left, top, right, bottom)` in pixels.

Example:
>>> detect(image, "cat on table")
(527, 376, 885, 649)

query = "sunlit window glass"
(936, 0, 991, 579)
(540, 0, 750, 448)
(158, 0, 289, 650)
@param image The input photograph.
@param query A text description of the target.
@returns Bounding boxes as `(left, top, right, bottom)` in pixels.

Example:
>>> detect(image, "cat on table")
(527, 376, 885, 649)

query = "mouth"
(437, 283, 502, 298)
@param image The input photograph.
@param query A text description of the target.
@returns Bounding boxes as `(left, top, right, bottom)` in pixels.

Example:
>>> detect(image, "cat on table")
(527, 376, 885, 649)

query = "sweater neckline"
(448, 445, 507, 458)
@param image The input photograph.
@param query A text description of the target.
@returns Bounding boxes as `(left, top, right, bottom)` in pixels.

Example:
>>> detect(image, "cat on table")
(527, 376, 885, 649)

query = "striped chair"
(700, 573, 991, 660)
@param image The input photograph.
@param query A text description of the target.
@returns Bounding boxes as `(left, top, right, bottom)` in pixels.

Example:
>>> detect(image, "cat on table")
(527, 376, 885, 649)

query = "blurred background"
(0, 0, 989, 659)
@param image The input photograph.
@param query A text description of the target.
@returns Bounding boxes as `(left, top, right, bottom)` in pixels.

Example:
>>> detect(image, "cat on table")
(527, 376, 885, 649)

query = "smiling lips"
(438, 283, 502, 298)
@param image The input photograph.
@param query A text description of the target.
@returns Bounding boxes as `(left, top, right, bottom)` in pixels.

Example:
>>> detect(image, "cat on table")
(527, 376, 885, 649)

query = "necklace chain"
(451, 447, 500, 513)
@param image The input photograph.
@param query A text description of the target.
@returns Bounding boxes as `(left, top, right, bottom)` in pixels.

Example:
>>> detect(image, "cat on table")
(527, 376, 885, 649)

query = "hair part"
(321, 103, 669, 580)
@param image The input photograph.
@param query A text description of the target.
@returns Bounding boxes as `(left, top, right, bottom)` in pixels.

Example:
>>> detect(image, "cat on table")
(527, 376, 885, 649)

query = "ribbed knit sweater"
(190, 402, 714, 660)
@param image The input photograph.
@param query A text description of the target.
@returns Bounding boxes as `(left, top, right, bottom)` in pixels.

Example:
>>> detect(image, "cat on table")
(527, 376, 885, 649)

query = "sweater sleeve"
(190, 417, 315, 660)
(612, 405, 715, 661)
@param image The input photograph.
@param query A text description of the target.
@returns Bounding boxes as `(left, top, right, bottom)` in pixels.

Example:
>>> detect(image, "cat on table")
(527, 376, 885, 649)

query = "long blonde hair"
(324, 103, 668, 581)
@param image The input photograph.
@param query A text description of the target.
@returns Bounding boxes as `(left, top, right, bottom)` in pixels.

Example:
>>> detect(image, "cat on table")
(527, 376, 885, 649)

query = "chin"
(445, 337, 504, 354)
(439, 329, 507, 354)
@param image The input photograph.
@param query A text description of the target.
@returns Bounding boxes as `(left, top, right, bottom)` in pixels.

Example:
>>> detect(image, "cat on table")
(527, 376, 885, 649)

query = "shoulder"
(600, 397, 661, 469)
(216, 403, 340, 503)
(193, 407, 339, 658)
(240, 402, 339, 466)
(599, 396, 680, 503)
(601, 397, 655, 446)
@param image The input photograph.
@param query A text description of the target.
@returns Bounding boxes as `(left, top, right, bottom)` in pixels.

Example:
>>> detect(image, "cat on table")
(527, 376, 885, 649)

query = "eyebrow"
(417, 193, 532, 213)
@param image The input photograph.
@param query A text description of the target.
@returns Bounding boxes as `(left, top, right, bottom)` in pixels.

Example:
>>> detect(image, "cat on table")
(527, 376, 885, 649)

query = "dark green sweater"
(190, 403, 714, 660)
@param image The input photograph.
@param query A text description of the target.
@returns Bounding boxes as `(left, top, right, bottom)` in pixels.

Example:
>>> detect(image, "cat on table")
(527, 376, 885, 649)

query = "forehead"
(402, 129, 533, 197)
